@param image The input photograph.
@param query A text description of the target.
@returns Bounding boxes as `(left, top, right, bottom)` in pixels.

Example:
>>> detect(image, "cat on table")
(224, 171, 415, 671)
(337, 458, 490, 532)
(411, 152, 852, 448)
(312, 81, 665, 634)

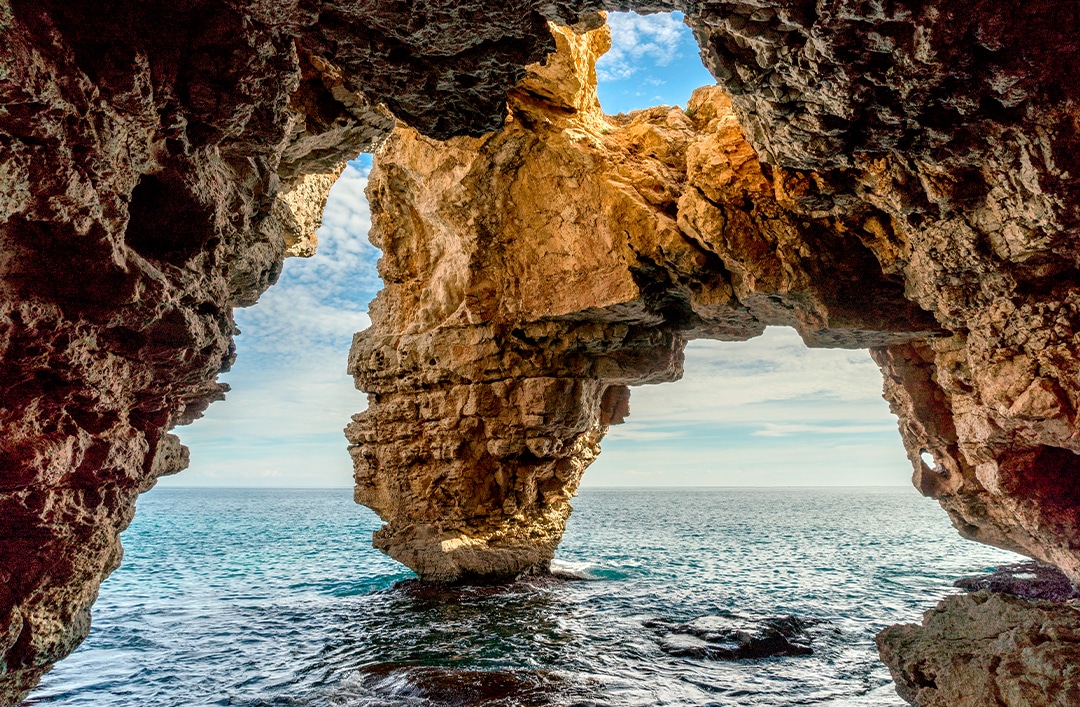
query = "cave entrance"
(157, 156, 380, 489)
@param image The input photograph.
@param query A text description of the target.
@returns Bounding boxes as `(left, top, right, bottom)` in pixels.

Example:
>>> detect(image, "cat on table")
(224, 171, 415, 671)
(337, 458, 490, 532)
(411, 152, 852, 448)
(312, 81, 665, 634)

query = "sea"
(25, 487, 1019, 707)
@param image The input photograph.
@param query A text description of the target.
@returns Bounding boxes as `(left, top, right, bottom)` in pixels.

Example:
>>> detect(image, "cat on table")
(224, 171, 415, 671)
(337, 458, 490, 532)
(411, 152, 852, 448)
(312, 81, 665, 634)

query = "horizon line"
(151, 484, 915, 490)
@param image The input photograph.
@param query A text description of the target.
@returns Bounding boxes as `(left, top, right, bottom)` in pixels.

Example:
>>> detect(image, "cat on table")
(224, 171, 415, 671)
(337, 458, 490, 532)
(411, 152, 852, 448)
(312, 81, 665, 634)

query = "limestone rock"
(877, 592, 1080, 706)
(348, 21, 940, 582)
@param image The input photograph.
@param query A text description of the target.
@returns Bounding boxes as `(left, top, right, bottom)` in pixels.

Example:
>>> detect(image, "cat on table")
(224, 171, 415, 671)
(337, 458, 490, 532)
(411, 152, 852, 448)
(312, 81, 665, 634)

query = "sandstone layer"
(2, 0, 1080, 705)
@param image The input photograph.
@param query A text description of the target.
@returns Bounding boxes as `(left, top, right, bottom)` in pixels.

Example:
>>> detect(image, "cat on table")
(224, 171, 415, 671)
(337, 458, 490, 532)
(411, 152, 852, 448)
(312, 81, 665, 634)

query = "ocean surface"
(26, 487, 1018, 706)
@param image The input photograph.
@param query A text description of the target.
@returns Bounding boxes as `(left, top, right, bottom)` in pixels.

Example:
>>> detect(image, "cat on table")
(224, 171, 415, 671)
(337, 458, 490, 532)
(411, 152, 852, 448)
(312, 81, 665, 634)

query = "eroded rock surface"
(350, 7, 1080, 594)
(0, 0, 445, 700)
(0, 0, 631, 699)
(347, 21, 940, 582)
(4, 0, 1080, 704)
(878, 592, 1080, 706)
(681, 0, 1080, 587)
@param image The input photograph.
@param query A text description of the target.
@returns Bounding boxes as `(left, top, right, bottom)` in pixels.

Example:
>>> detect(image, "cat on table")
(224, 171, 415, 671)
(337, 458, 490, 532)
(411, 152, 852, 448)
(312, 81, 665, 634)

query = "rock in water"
(878, 592, 1080, 706)
(649, 614, 818, 660)
(954, 561, 1080, 603)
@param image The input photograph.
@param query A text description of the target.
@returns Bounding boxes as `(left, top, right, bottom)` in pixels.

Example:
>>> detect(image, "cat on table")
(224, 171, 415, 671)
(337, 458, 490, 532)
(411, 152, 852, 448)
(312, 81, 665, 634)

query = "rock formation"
(878, 591, 1080, 706)
(347, 12, 1080, 705)
(350, 8, 1080, 589)
(3, 0, 1080, 705)
(347, 21, 940, 582)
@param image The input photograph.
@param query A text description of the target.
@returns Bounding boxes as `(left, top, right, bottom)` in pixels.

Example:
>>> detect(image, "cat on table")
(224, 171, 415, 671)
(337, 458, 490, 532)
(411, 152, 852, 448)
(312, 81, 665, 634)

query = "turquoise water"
(26, 487, 1018, 706)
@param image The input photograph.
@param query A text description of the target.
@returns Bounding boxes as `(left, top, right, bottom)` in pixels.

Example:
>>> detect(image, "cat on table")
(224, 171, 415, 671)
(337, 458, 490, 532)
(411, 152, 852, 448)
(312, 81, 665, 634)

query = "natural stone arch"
(3, 0, 1080, 704)
(345, 21, 930, 582)
(348, 18, 1080, 592)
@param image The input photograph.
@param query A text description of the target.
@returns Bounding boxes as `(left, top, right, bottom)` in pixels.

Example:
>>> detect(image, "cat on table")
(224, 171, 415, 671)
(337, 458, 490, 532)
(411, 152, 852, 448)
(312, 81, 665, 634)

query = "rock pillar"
(346, 22, 940, 581)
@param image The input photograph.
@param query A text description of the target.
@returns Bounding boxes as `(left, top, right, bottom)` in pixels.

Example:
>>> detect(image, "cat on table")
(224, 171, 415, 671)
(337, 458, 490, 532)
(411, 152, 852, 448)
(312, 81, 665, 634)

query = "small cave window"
(595, 11, 716, 115)
(125, 173, 213, 264)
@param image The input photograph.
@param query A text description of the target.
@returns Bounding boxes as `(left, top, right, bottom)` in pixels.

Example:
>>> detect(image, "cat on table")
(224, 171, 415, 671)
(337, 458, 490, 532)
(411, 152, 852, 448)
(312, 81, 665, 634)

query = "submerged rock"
(877, 591, 1080, 707)
(355, 663, 587, 707)
(648, 614, 817, 660)
(954, 561, 1079, 603)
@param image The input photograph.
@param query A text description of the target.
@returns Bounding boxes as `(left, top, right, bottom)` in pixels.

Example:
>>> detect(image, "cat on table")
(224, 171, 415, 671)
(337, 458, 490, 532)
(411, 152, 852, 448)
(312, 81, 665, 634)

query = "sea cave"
(3, 1, 1080, 705)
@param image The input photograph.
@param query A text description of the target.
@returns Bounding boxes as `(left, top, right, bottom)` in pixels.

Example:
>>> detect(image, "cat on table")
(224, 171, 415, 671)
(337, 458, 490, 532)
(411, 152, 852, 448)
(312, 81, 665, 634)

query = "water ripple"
(26, 487, 1018, 706)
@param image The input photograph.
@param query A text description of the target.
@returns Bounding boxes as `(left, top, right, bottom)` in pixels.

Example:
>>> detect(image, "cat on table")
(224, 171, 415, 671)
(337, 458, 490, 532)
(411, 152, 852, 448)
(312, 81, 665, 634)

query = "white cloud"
(597, 12, 687, 82)
(752, 422, 897, 437)
(585, 327, 913, 487)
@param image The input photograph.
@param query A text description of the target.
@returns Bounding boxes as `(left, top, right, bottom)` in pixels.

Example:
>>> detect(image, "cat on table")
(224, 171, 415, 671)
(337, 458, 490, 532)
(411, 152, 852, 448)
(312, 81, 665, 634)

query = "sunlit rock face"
(350, 3, 1080, 590)
(348, 11, 1080, 705)
(347, 21, 940, 582)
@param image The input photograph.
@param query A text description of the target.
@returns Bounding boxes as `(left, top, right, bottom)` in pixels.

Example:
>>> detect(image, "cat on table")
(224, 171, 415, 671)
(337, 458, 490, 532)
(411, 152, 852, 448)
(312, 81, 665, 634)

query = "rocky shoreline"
(879, 563, 1080, 706)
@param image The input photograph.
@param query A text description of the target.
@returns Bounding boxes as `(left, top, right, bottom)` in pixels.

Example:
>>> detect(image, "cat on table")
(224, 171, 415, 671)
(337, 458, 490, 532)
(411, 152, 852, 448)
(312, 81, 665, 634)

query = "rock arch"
(3, 1, 1080, 704)
(346, 20, 1080, 588)
(346, 21, 935, 581)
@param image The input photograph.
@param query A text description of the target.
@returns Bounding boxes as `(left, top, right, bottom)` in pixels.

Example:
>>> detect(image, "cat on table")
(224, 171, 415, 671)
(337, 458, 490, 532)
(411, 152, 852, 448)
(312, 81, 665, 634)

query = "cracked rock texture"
(4, 0, 1080, 705)
(878, 592, 1080, 706)
(346, 21, 942, 582)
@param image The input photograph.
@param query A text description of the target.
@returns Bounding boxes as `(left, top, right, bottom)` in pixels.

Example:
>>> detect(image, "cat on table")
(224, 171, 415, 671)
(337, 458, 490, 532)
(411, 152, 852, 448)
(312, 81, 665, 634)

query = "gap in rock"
(159, 155, 381, 490)
(582, 327, 912, 488)
(595, 11, 716, 115)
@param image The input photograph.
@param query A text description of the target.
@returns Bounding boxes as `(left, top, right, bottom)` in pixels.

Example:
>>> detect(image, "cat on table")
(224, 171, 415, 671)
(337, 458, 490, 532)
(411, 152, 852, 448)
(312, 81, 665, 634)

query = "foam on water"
(25, 487, 1019, 706)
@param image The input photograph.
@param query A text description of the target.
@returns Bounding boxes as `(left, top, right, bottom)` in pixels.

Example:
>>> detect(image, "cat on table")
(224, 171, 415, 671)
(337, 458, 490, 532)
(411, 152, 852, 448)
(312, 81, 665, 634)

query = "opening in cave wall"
(158, 156, 381, 489)
(595, 11, 715, 114)
(584, 328, 914, 487)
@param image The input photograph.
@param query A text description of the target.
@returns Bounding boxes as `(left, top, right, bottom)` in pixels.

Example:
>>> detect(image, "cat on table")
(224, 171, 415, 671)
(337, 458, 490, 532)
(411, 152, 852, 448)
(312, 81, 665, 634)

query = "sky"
(161, 12, 913, 489)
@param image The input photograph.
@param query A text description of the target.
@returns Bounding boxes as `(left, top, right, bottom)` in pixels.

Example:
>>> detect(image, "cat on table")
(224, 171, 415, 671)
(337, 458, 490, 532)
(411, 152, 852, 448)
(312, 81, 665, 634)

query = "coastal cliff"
(2, 1, 1080, 705)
